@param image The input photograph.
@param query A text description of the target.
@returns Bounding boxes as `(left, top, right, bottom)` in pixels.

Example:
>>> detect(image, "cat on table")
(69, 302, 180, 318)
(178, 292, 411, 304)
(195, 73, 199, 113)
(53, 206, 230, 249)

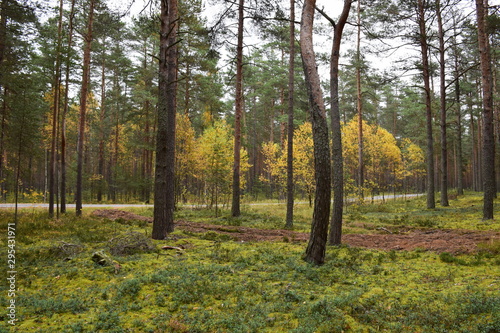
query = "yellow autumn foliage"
(342, 117, 425, 193)
(262, 119, 426, 199)
(261, 122, 315, 202)
(193, 119, 250, 205)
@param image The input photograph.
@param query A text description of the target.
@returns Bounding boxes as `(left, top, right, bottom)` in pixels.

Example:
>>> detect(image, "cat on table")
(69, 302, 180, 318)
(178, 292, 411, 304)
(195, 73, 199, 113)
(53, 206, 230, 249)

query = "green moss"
(6, 194, 500, 332)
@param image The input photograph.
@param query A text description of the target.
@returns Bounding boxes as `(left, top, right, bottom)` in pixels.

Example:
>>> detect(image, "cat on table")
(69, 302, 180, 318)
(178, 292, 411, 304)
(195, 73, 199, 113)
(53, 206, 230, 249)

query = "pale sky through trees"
(43, 0, 486, 99)
(50, 0, 398, 81)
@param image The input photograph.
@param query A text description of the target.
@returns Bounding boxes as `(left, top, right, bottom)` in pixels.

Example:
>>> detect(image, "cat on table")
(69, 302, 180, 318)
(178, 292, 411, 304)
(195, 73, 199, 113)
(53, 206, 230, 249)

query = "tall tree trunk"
(60, 0, 76, 214)
(49, 0, 64, 217)
(279, 48, 286, 148)
(356, 0, 364, 200)
(476, 0, 495, 219)
(285, 0, 295, 229)
(417, 0, 435, 209)
(455, 76, 464, 195)
(301, 0, 332, 265)
(97, 55, 106, 202)
(142, 41, 152, 204)
(249, 93, 257, 195)
(231, 0, 244, 217)
(184, 62, 190, 115)
(108, 74, 120, 202)
(0, 0, 7, 88)
(436, 0, 449, 206)
(452, 24, 464, 196)
(470, 102, 480, 191)
(76, 0, 95, 216)
(153, 0, 178, 239)
(0, 88, 7, 201)
(0, 0, 6, 201)
(270, 99, 275, 142)
(280, 86, 286, 148)
(318, 0, 351, 246)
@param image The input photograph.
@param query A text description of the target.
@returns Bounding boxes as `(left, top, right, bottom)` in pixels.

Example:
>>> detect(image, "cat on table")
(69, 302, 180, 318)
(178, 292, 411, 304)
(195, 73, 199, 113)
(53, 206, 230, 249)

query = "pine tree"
(231, 0, 244, 217)
(153, 0, 179, 239)
(76, 0, 96, 216)
(316, 0, 352, 246)
(476, 0, 495, 220)
(301, 0, 331, 265)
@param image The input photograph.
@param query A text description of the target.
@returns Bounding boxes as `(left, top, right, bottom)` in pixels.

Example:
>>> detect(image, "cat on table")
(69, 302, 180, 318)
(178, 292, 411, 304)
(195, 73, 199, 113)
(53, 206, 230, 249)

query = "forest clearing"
(2, 0, 500, 331)
(91, 207, 500, 254)
(1, 194, 499, 332)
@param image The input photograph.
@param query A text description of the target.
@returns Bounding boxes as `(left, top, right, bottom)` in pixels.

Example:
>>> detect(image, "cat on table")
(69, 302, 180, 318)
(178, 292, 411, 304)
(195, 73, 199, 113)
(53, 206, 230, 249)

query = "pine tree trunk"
(328, 0, 351, 246)
(417, 0, 435, 209)
(0, 0, 7, 86)
(356, 0, 364, 200)
(301, 0, 331, 265)
(60, 0, 75, 214)
(76, 0, 95, 216)
(436, 0, 449, 206)
(452, 19, 464, 196)
(49, 0, 64, 217)
(231, 0, 244, 217)
(0, 88, 6, 201)
(476, 0, 495, 219)
(153, 0, 178, 239)
(285, 0, 295, 229)
(97, 57, 106, 203)
(0, 0, 6, 202)
(456, 78, 464, 195)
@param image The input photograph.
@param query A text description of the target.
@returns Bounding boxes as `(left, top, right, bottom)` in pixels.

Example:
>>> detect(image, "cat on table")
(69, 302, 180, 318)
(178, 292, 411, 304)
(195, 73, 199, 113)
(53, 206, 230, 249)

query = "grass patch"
(2, 193, 499, 332)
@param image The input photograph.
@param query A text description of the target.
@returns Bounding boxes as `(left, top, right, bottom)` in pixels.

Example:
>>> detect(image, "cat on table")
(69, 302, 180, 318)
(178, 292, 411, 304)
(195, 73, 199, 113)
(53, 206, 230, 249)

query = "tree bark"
(76, 0, 95, 216)
(0, 0, 7, 88)
(327, 0, 351, 246)
(417, 0, 435, 209)
(452, 16, 464, 196)
(356, 0, 364, 200)
(436, 0, 449, 207)
(301, 0, 331, 265)
(48, 0, 64, 217)
(153, 0, 178, 239)
(476, 0, 495, 219)
(285, 0, 295, 229)
(97, 55, 106, 202)
(231, 0, 244, 217)
(60, 0, 76, 214)
(0, 88, 7, 201)
(0, 1, 6, 200)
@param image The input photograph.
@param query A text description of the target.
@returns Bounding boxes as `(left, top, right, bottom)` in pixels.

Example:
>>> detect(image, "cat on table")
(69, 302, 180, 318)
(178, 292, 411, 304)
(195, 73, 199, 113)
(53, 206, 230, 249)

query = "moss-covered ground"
(1, 192, 499, 332)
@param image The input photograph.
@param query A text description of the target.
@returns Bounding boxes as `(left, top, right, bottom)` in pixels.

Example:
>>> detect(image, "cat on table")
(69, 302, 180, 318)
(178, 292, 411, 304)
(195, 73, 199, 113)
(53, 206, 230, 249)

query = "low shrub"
(107, 231, 156, 256)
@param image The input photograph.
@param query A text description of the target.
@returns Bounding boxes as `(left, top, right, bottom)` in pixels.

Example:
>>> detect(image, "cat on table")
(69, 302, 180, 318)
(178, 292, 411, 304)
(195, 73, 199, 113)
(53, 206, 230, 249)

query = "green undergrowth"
(344, 192, 500, 232)
(1, 199, 499, 333)
(175, 206, 310, 230)
(134, 191, 500, 235)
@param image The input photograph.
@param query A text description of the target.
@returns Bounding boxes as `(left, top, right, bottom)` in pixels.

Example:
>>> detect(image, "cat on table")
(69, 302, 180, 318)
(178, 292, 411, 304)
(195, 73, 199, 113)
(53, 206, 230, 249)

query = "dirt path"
(92, 209, 500, 255)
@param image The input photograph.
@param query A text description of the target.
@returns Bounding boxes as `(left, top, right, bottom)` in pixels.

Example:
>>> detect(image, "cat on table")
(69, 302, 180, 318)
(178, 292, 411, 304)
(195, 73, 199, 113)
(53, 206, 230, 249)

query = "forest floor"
(91, 209, 500, 255)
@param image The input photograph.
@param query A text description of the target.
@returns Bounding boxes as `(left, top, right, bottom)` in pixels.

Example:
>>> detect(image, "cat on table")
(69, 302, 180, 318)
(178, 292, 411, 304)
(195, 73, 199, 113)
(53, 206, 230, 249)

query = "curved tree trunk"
(328, 0, 351, 245)
(301, 0, 331, 265)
